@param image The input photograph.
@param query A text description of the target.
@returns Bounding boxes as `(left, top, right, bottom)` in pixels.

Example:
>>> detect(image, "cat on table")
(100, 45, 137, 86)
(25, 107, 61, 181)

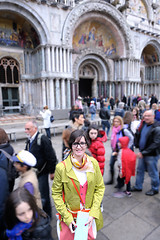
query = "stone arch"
(140, 0, 153, 21)
(62, 0, 133, 58)
(73, 52, 112, 81)
(0, 1, 50, 44)
(139, 39, 160, 62)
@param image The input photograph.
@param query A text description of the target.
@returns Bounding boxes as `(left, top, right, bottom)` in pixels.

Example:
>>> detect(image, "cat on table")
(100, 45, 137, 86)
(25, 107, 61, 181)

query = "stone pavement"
(5, 120, 160, 240)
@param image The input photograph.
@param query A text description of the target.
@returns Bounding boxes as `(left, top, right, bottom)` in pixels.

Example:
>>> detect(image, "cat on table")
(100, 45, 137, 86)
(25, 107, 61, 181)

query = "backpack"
(50, 115, 54, 123)
(0, 149, 17, 181)
(122, 124, 134, 137)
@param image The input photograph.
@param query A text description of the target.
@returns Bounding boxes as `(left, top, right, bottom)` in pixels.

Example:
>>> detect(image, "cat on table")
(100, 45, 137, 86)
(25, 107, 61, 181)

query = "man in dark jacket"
(132, 110, 160, 196)
(0, 152, 9, 239)
(99, 102, 110, 136)
(114, 102, 125, 118)
(25, 120, 57, 217)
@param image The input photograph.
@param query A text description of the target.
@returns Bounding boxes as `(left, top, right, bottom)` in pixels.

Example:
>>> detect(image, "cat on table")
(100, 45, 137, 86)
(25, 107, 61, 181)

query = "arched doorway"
(0, 57, 20, 113)
(79, 64, 96, 98)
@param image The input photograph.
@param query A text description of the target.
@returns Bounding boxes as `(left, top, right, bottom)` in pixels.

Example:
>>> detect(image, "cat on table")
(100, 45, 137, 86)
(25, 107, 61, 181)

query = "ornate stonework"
(72, 48, 113, 81)
(62, 1, 133, 57)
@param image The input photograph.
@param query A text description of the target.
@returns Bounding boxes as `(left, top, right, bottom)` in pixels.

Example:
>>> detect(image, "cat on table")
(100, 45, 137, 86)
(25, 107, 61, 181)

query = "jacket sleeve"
(52, 163, 73, 226)
(41, 135, 58, 173)
(0, 169, 8, 224)
(88, 159, 105, 219)
(141, 127, 160, 156)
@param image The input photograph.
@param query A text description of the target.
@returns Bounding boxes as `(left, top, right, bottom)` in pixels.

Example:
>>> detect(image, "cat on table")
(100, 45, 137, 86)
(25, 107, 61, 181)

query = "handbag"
(50, 115, 54, 123)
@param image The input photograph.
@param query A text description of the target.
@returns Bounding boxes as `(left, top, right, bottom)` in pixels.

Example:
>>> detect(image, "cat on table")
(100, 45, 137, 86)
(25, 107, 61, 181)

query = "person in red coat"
(87, 124, 107, 175)
(115, 136, 136, 196)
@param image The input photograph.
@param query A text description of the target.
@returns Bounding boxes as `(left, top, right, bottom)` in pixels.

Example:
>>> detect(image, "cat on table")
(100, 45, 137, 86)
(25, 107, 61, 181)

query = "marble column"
(71, 80, 75, 106)
(61, 78, 66, 109)
(51, 46, 55, 72)
(46, 46, 51, 72)
(56, 47, 59, 72)
(60, 47, 63, 72)
(55, 78, 60, 109)
(67, 49, 70, 72)
(103, 81, 106, 98)
(42, 79, 46, 107)
(41, 47, 45, 72)
(49, 78, 55, 109)
(63, 48, 67, 73)
(67, 79, 71, 109)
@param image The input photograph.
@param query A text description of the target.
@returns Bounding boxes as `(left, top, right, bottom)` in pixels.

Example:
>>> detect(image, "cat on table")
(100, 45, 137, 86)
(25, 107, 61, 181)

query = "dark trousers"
(117, 176, 131, 192)
(45, 128, 51, 139)
(38, 174, 52, 217)
(101, 120, 110, 136)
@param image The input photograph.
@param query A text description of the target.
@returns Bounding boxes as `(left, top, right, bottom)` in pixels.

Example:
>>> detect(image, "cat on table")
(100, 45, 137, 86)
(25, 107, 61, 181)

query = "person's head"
(152, 103, 158, 110)
(112, 116, 123, 128)
(123, 111, 133, 124)
(118, 102, 124, 109)
(12, 150, 37, 173)
(104, 102, 109, 107)
(87, 124, 99, 140)
(145, 104, 150, 110)
(0, 128, 9, 144)
(5, 187, 39, 230)
(77, 96, 82, 101)
(25, 121, 38, 138)
(43, 105, 48, 110)
(143, 110, 155, 125)
(132, 107, 139, 120)
(68, 130, 89, 158)
(72, 111, 84, 126)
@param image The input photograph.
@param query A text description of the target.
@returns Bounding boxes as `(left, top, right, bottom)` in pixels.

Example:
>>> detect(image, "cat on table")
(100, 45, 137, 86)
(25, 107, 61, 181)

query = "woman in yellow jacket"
(52, 129, 105, 240)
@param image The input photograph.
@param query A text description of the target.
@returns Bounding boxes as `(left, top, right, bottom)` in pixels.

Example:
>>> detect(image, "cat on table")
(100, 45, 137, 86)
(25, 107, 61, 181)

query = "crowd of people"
(0, 92, 160, 240)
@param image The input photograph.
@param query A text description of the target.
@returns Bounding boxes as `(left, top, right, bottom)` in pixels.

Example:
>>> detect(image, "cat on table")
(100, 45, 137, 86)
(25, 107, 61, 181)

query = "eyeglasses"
(72, 142, 87, 148)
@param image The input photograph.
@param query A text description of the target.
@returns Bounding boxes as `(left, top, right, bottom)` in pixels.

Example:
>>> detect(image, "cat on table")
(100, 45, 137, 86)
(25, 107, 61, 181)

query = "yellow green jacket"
(52, 154, 105, 231)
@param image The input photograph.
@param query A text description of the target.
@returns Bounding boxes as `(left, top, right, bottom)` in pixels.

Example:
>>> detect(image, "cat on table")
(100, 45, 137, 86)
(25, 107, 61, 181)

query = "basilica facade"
(0, 0, 160, 115)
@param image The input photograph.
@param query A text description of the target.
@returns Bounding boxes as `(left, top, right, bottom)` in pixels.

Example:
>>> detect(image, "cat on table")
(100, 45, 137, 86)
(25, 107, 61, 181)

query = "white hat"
(12, 150, 37, 167)
(91, 100, 94, 104)
(78, 96, 82, 100)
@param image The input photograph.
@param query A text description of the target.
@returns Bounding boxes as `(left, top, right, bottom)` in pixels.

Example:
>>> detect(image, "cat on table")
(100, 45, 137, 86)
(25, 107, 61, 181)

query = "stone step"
(0, 114, 36, 126)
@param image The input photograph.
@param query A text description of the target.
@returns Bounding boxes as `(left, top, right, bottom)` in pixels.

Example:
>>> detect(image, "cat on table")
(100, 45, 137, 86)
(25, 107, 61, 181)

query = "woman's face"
(132, 109, 137, 119)
(72, 136, 87, 158)
(113, 119, 121, 127)
(16, 201, 33, 223)
(89, 129, 98, 140)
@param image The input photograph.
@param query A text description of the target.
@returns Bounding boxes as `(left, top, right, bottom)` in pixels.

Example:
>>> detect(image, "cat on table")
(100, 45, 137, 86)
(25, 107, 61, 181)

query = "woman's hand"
(112, 152, 117, 156)
(69, 221, 77, 233)
(85, 216, 94, 229)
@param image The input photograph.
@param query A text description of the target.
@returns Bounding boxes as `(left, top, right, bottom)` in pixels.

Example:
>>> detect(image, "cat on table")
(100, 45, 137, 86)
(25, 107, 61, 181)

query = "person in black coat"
(0, 152, 9, 240)
(25, 121, 58, 217)
(0, 128, 15, 192)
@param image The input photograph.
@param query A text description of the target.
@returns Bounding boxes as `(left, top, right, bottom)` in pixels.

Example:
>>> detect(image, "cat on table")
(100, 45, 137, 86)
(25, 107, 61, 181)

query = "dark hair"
(71, 110, 84, 123)
(68, 129, 89, 149)
(16, 162, 31, 171)
(5, 187, 39, 230)
(87, 124, 99, 137)
(0, 128, 9, 144)
(123, 111, 133, 124)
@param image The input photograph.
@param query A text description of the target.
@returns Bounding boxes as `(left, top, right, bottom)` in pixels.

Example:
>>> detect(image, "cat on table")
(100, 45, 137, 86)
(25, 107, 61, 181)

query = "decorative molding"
(62, 1, 133, 57)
